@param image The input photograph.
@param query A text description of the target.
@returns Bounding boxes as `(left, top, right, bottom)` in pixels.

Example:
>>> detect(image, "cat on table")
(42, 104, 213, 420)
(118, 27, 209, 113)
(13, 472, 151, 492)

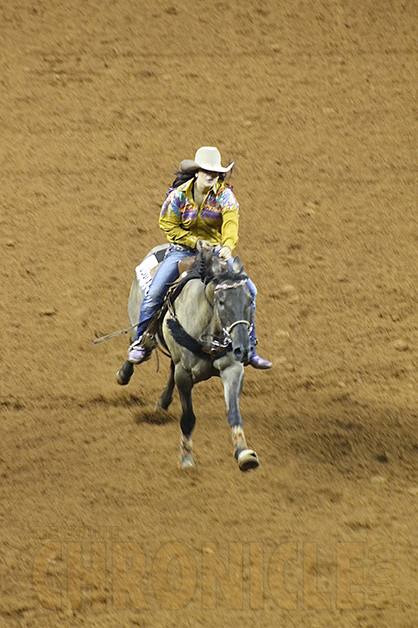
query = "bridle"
(213, 278, 248, 292)
(199, 277, 252, 354)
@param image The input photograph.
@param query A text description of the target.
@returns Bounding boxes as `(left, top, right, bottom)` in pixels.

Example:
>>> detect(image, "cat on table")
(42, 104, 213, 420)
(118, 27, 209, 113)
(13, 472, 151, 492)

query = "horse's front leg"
(219, 362, 259, 472)
(175, 363, 196, 469)
(219, 362, 245, 429)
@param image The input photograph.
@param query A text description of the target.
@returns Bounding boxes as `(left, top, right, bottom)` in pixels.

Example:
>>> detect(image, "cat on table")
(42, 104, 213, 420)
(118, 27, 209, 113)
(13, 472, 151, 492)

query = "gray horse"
(117, 247, 259, 472)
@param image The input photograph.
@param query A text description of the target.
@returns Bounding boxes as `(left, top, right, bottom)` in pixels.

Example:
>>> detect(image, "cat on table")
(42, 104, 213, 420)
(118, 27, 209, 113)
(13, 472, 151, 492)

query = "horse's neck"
(175, 280, 214, 336)
(203, 297, 226, 342)
(205, 314, 222, 340)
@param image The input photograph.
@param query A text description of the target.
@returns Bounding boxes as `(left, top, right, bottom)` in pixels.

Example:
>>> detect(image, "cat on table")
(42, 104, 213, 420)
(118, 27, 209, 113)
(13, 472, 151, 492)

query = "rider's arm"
(159, 190, 199, 249)
(219, 187, 239, 251)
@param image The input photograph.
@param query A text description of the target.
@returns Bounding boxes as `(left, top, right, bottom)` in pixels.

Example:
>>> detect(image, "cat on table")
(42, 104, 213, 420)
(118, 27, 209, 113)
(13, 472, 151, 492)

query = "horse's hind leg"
(116, 360, 134, 386)
(156, 360, 175, 411)
(175, 364, 196, 468)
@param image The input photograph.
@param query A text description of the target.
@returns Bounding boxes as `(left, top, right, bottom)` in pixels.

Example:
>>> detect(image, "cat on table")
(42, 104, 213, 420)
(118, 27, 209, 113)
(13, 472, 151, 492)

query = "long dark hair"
(171, 169, 227, 189)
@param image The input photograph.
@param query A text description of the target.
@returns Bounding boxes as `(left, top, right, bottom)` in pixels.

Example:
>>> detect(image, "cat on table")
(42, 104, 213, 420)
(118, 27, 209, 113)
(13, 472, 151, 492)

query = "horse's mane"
(196, 250, 248, 285)
(209, 267, 248, 285)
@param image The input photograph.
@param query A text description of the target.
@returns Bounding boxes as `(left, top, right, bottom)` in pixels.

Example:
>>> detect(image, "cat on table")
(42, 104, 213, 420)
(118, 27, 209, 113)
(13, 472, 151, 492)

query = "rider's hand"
(218, 246, 232, 261)
(196, 239, 213, 253)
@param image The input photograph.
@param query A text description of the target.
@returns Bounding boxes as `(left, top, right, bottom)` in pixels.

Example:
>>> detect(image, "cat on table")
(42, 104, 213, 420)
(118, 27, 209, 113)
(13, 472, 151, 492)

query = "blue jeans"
(135, 244, 258, 348)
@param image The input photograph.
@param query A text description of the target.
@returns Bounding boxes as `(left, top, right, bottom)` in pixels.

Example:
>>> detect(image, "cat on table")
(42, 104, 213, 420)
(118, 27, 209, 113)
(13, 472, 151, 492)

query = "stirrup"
(127, 338, 152, 364)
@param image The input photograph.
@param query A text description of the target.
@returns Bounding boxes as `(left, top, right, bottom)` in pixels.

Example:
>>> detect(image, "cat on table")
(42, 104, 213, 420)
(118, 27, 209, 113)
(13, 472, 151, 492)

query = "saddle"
(177, 256, 196, 276)
(141, 249, 222, 357)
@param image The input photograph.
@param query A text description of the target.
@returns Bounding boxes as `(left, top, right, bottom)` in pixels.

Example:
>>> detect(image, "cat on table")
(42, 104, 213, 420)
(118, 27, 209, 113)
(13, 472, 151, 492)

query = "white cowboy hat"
(180, 146, 234, 173)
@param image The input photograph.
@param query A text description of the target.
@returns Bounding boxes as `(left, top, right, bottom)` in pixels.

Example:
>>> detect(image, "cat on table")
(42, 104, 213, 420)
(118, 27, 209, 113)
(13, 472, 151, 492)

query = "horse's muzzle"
(233, 346, 251, 364)
(231, 325, 252, 364)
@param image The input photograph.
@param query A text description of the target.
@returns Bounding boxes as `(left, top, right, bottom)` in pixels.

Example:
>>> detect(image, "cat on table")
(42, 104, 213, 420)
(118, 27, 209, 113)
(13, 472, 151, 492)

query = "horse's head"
(208, 256, 252, 364)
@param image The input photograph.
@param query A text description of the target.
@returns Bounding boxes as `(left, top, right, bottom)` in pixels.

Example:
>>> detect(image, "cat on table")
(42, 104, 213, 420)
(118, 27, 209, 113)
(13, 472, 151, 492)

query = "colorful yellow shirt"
(159, 178, 239, 250)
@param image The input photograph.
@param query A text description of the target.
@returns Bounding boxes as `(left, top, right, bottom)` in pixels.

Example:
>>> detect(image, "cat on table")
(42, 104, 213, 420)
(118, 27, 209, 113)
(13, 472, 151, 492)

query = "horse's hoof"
(179, 454, 195, 469)
(237, 449, 259, 472)
(116, 361, 134, 386)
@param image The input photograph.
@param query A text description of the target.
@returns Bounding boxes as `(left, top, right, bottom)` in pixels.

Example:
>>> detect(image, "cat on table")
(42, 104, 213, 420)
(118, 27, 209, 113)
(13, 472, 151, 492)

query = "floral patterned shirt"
(159, 178, 239, 250)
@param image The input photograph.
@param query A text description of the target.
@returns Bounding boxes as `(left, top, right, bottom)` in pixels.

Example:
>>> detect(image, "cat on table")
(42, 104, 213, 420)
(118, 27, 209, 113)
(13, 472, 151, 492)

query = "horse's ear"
(232, 256, 244, 274)
(212, 256, 223, 276)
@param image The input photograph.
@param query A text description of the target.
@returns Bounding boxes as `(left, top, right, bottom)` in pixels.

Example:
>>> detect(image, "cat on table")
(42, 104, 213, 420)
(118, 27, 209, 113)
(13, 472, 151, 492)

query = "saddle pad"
(135, 245, 168, 295)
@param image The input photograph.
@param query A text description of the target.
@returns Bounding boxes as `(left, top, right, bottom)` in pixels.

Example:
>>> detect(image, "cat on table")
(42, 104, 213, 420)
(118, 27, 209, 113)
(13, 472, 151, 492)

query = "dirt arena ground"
(1, 0, 418, 626)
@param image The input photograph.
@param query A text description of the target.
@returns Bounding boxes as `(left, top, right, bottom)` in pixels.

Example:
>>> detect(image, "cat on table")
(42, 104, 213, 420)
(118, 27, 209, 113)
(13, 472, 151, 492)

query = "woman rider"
(127, 146, 272, 370)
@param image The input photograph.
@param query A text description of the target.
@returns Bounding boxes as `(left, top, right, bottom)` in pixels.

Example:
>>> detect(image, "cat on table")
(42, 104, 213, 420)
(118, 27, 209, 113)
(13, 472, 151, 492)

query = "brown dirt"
(1, 0, 418, 626)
